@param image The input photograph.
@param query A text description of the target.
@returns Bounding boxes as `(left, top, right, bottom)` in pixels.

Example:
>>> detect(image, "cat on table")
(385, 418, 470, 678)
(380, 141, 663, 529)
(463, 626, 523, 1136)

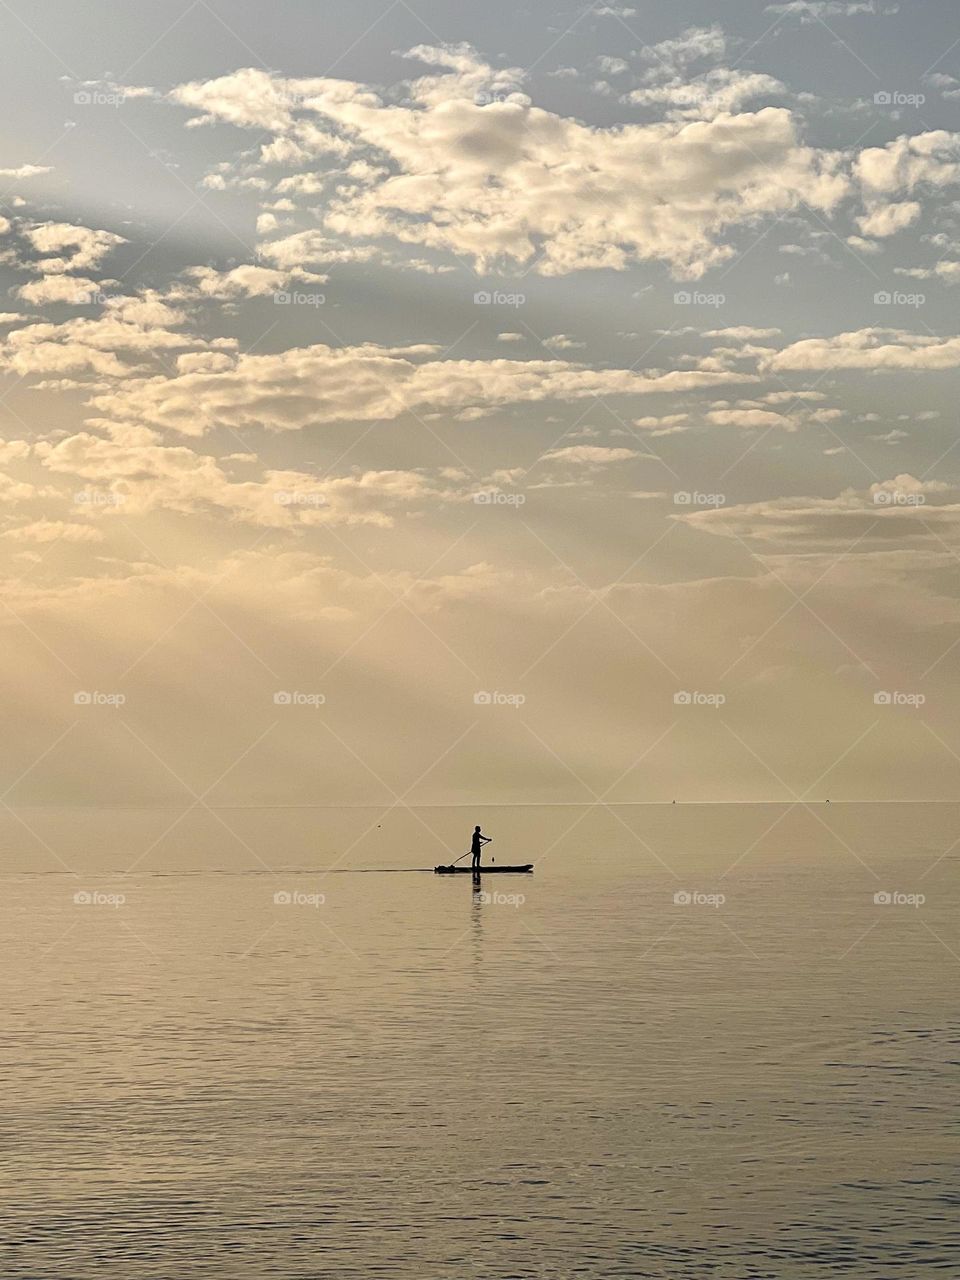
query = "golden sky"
(2, 1, 960, 804)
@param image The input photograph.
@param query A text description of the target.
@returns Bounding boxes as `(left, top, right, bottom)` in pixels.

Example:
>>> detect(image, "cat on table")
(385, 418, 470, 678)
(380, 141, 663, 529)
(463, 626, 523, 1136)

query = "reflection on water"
(0, 804, 957, 1277)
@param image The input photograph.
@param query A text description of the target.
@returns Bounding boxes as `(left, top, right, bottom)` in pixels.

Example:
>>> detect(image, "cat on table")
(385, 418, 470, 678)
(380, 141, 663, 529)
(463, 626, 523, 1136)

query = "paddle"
(450, 837, 494, 866)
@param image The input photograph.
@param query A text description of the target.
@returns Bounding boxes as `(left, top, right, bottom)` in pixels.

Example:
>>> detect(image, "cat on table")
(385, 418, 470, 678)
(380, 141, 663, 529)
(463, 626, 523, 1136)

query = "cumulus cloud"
(542, 334, 584, 351)
(0, 291, 228, 379)
(17, 275, 102, 305)
(707, 408, 797, 429)
(85, 341, 750, 436)
(766, 329, 960, 372)
(894, 261, 960, 283)
(24, 222, 126, 274)
(857, 200, 920, 237)
(162, 48, 850, 279)
(625, 68, 785, 119)
(855, 132, 960, 197)
(37, 422, 540, 528)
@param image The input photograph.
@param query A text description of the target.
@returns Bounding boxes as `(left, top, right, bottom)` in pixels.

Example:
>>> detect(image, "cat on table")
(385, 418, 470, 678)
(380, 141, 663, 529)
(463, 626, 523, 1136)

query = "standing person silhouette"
(470, 825, 491, 871)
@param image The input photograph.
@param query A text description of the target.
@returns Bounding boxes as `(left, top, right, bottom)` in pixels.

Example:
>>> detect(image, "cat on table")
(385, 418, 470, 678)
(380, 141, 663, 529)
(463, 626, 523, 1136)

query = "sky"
(2, 0, 960, 807)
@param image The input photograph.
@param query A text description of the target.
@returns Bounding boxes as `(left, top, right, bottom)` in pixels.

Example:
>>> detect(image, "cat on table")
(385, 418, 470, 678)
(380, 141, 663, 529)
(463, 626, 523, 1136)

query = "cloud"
(0, 165, 52, 179)
(16, 275, 102, 305)
(706, 408, 797, 429)
(163, 49, 851, 279)
(638, 26, 727, 70)
(857, 200, 920, 237)
(256, 230, 379, 270)
(625, 69, 785, 120)
(0, 291, 227, 379)
(894, 261, 960, 283)
(24, 222, 126, 274)
(675, 475, 958, 550)
(766, 329, 960, 372)
(38, 422, 484, 528)
(704, 326, 782, 341)
(855, 132, 960, 197)
(4, 519, 103, 543)
(542, 334, 584, 351)
(86, 341, 750, 436)
(541, 445, 639, 465)
(173, 264, 321, 300)
(765, 1, 895, 16)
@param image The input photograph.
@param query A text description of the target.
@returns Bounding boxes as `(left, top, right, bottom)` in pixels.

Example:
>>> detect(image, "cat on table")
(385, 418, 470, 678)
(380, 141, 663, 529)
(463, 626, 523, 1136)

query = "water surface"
(1, 803, 957, 1277)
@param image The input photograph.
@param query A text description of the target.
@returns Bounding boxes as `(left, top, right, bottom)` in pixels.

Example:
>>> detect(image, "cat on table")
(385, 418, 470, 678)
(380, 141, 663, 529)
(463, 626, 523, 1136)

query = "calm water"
(1, 803, 957, 1277)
